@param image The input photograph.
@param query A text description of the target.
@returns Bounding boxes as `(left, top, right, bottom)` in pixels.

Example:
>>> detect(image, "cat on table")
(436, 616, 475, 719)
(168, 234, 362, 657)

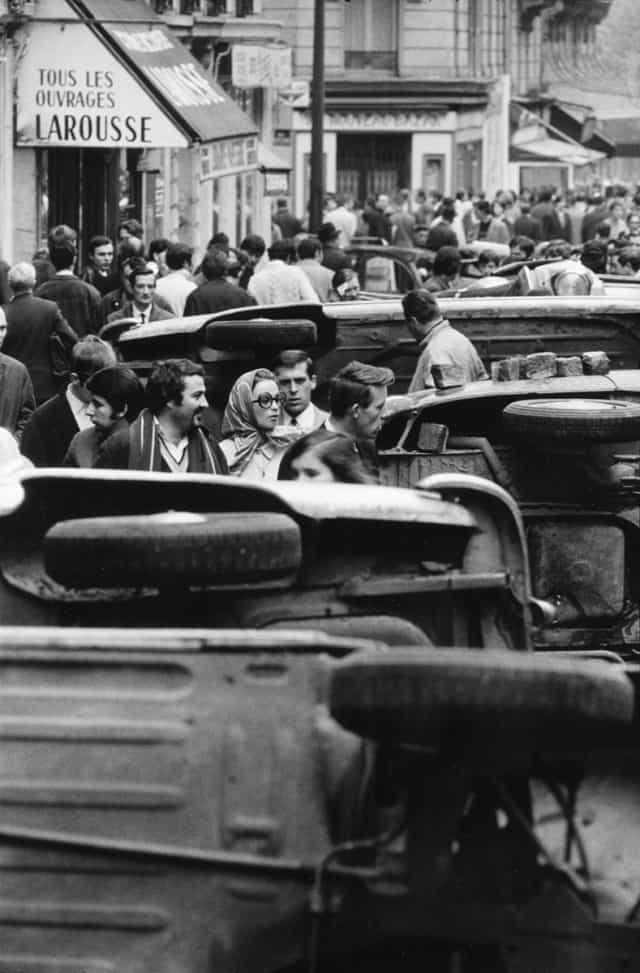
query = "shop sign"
(264, 172, 289, 196)
(200, 136, 258, 182)
(16, 21, 189, 148)
(231, 46, 292, 89)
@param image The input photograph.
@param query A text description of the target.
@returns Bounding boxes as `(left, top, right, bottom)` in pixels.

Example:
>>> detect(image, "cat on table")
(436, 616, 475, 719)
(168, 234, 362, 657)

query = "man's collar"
(418, 317, 448, 346)
(55, 270, 74, 277)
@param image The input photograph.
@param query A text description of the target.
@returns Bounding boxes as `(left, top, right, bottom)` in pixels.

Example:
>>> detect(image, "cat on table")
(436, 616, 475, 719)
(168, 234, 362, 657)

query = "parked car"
(1, 469, 638, 973)
(378, 367, 640, 656)
(113, 296, 640, 405)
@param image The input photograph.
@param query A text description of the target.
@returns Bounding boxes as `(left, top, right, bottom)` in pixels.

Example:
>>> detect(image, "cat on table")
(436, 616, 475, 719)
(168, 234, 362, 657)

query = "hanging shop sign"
(231, 46, 292, 89)
(200, 136, 258, 182)
(16, 0, 258, 149)
(16, 21, 190, 148)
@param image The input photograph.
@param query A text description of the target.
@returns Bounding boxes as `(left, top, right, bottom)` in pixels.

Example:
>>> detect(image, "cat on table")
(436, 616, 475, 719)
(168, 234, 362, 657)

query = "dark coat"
(0, 353, 35, 443)
(184, 280, 256, 316)
(272, 209, 304, 239)
(21, 390, 78, 466)
(63, 418, 128, 468)
(3, 292, 78, 404)
(321, 245, 352, 273)
(512, 214, 542, 242)
(35, 275, 101, 338)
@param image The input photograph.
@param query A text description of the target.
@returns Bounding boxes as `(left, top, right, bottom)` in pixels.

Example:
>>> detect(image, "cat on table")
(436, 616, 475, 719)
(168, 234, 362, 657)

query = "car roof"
(16, 469, 476, 530)
(115, 294, 640, 345)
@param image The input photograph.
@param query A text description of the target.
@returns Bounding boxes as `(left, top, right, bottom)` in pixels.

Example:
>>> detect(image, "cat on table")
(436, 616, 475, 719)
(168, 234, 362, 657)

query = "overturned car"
(0, 470, 638, 972)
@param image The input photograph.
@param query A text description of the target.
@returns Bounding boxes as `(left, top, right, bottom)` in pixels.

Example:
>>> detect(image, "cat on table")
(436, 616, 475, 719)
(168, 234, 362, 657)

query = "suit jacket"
(107, 302, 174, 325)
(21, 390, 78, 466)
(3, 292, 78, 404)
(0, 353, 35, 443)
(99, 289, 174, 326)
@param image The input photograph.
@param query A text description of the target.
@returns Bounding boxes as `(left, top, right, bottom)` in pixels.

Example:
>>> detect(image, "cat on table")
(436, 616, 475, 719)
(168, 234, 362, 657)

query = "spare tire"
(44, 511, 302, 588)
(329, 648, 634, 747)
(503, 399, 640, 444)
(206, 319, 317, 350)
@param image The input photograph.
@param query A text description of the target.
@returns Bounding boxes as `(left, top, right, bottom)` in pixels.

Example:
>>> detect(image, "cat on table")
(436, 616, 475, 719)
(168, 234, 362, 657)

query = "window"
(344, 0, 397, 72)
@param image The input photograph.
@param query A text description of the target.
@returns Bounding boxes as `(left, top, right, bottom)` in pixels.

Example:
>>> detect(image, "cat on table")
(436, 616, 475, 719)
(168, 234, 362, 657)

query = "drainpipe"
(0, 30, 14, 262)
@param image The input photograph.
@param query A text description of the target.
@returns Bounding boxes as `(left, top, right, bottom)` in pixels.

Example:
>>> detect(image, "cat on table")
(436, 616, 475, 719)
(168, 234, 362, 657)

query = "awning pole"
(310, 0, 325, 233)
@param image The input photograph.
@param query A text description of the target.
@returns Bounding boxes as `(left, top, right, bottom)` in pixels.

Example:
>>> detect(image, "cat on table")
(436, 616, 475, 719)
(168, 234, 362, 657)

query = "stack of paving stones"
(490, 351, 610, 381)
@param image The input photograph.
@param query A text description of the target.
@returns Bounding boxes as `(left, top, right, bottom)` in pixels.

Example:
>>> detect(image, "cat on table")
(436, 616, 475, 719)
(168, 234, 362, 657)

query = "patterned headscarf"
(221, 368, 298, 476)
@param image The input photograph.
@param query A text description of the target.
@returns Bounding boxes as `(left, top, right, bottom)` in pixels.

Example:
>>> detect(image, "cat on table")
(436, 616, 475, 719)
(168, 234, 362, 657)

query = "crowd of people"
(2, 178, 639, 488)
(0, 213, 486, 485)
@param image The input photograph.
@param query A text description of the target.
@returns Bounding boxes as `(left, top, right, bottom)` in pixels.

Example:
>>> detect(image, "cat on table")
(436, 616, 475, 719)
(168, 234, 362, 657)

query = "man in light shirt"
(21, 335, 116, 466)
(330, 194, 358, 247)
(296, 237, 334, 302)
(155, 243, 197, 317)
(273, 350, 328, 432)
(248, 240, 319, 306)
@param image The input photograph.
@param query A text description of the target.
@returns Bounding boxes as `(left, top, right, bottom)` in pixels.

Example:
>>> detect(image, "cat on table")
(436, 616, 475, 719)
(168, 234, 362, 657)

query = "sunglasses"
(252, 393, 283, 409)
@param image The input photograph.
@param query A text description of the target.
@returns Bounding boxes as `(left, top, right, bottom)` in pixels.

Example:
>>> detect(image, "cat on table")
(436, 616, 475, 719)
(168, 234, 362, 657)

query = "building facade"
(1, 0, 288, 263)
(262, 0, 613, 218)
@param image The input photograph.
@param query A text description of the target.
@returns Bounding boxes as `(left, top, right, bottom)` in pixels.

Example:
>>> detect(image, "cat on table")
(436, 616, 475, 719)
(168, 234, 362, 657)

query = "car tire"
(205, 320, 317, 350)
(329, 648, 634, 747)
(503, 399, 640, 444)
(44, 511, 302, 588)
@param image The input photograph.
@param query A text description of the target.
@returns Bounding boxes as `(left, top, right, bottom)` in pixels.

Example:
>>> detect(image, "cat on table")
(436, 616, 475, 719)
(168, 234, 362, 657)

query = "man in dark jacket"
(4, 261, 78, 404)
(0, 307, 35, 444)
(530, 189, 563, 242)
(96, 359, 227, 474)
(21, 335, 116, 466)
(184, 248, 256, 316)
(272, 198, 304, 239)
(35, 225, 101, 337)
(279, 360, 394, 484)
(106, 259, 174, 326)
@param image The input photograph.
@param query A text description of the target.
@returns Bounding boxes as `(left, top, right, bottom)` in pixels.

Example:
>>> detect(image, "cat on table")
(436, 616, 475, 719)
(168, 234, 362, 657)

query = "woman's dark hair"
(86, 365, 144, 421)
(281, 434, 374, 484)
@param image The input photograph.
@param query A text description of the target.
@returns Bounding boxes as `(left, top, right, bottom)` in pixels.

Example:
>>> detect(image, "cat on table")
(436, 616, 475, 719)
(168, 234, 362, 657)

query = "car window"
(362, 256, 408, 294)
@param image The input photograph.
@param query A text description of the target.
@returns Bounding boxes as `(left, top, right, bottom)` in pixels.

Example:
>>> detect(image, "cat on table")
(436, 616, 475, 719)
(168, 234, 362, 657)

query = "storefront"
(11, 0, 258, 263)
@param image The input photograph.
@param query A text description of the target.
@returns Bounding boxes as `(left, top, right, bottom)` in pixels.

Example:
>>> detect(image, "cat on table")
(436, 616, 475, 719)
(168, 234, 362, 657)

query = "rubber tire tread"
(329, 648, 634, 746)
(503, 398, 640, 444)
(205, 320, 317, 349)
(44, 512, 302, 588)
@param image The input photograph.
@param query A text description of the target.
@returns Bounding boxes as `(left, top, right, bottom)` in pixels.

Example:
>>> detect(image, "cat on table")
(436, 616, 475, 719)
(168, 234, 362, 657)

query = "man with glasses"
(96, 359, 227, 474)
(21, 335, 114, 465)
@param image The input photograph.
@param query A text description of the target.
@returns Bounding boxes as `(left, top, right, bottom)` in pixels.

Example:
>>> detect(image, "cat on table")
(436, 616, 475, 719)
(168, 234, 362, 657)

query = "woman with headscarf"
(219, 368, 298, 480)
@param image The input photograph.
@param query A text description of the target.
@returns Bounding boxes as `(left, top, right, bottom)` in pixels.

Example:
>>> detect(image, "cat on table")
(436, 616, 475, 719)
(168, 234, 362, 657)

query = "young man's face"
(91, 243, 114, 272)
(275, 362, 315, 418)
(170, 375, 207, 432)
(352, 384, 387, 439)
(87, 393, 120, 431)
(131, 272, 156, 309)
